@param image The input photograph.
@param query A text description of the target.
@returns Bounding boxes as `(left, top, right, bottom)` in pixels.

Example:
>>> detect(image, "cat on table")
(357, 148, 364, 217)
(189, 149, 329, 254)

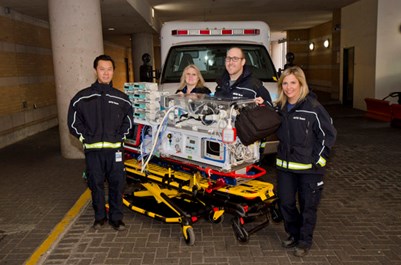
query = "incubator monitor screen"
(202, 139, 224, 162)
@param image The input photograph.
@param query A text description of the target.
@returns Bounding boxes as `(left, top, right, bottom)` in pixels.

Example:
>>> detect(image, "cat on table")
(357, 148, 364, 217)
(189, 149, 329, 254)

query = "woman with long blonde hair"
(176, 64, 211, 94)
(275, 66, 309, 109)
(275, 66, 337, 257)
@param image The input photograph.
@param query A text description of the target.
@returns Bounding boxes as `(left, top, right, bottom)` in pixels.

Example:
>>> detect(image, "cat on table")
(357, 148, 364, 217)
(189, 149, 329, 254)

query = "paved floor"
(1, 104, 401, 265)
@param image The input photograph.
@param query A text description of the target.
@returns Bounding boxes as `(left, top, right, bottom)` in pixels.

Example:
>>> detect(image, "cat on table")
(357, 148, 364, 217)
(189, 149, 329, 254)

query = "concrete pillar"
(131, 33, 154, 81)
(48, 0, 104, 159)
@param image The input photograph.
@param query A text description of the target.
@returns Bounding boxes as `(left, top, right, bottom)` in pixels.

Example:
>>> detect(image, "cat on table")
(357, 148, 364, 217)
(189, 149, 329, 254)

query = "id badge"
(115, 151, 122, 162)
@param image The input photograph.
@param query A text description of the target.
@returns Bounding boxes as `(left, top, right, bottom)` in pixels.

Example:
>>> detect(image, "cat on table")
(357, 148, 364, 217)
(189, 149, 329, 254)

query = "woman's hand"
(255, 97, 264, 105)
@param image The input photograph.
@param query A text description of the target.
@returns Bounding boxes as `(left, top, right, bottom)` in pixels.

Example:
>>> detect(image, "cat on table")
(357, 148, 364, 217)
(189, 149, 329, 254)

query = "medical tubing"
(141, 105, 181, 172)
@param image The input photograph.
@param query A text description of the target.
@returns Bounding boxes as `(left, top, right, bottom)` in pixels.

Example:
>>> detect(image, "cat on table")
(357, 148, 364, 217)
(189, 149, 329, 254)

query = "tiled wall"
(0, 11, 58, 148)
(0, 10, 133, 148)
(0, 12, 55, 116)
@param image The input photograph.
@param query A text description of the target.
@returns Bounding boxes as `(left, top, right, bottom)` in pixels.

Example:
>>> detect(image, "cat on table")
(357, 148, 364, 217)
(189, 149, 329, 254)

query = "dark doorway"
(343, 47, 354, 106)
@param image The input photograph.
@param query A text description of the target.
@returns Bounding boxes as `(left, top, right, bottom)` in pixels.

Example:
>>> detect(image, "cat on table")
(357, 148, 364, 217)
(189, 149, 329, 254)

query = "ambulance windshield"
(161, 44, 277, 83)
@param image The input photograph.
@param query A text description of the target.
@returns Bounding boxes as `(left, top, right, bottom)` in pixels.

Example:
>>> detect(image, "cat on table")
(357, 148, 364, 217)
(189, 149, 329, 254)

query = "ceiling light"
(323, 39, 330, 48)
(108, 27, 115, 31)
(309, 42, 315, 51)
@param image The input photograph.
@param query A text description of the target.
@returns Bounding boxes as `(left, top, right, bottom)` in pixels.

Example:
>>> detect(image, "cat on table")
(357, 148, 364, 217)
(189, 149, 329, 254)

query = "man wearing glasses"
(215, 47, 272, 106)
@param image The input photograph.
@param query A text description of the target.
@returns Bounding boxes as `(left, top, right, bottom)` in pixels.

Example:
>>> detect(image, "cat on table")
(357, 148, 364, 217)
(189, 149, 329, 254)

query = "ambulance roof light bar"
(172, 28, 260, 36)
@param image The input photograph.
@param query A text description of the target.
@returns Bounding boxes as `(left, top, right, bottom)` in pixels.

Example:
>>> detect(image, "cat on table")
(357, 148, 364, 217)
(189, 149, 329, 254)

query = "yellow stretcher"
(123, 157, 281, 245)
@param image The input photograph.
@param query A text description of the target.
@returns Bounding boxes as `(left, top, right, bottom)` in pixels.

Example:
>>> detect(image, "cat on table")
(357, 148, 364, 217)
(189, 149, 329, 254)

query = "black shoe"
(109, 220, 126, 231)
(93, 218, 107, 230)
(281, 236, 298, 248)
(294, 245, 310, 257)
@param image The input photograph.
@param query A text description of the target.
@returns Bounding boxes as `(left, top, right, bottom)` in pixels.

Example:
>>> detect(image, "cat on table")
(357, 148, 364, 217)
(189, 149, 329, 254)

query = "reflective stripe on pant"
(277, 170, 323, 247)
(85, 149, 125, 222)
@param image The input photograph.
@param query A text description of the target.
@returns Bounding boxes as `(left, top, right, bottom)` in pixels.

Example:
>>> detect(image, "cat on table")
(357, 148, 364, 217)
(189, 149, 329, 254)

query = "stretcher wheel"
(231, 217, 249, 243)
(208, 210, 224, 224)
(182, 225, 195, 246)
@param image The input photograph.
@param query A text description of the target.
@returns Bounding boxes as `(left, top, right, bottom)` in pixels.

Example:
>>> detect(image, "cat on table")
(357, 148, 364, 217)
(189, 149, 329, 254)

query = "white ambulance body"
(159, 21, 278, 100)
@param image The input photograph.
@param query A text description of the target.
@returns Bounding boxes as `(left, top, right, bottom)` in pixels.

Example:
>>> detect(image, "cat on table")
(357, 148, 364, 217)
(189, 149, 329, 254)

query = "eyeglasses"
(225, 56, 243, 62)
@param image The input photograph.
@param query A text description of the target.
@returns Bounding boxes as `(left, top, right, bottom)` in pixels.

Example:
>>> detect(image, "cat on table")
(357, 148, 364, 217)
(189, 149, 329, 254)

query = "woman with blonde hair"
(275, 66, 310, 108)
(176, 64, 211, 94)
(274, 66, 337, 257)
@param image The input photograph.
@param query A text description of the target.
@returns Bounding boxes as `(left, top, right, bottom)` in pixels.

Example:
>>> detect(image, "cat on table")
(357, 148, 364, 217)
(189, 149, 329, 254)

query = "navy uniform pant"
(85, 149, 126, 222)
(277, 170, 324, 248)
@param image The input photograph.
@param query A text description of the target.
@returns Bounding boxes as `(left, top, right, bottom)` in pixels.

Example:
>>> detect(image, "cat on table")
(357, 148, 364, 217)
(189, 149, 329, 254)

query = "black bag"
(235, 105, 281, 146)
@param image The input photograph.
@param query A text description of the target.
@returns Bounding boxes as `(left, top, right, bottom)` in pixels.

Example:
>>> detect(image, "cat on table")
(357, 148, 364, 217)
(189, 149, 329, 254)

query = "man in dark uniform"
(67, 54, 133, 231)
(215, 47, 272, 106)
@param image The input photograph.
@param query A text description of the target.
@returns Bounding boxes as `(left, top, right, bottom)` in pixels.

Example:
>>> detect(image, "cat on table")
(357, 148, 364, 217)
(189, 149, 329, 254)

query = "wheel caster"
(208, 208, 224, 224)
(182, 225, 195, 246)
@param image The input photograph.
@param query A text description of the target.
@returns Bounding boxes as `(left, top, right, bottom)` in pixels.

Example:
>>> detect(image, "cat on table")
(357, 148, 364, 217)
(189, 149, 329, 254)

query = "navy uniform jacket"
(276, 93, 337, 174)
(175, 85, 211, 94)
(67, 81, 133, 151)
(215, 65, 272, 106)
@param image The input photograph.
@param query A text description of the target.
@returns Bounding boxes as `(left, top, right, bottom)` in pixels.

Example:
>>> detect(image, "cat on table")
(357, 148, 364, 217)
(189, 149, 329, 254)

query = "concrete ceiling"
(0, 0, 360, 47)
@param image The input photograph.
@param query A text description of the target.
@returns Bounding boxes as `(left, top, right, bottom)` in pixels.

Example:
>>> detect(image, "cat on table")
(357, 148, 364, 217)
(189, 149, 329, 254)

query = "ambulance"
(158, 20, 278, 100)
(158, 21, 279, 154)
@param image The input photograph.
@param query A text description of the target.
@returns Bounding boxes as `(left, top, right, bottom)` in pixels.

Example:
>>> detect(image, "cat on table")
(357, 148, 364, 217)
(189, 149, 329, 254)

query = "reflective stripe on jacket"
(276, 156, 326, 170)
(276, 158, 312, 170)
(84, 142, 122, 149)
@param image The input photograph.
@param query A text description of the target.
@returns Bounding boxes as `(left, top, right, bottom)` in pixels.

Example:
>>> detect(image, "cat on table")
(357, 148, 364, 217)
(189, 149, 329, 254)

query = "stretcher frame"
(123, 153, 281, 245)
